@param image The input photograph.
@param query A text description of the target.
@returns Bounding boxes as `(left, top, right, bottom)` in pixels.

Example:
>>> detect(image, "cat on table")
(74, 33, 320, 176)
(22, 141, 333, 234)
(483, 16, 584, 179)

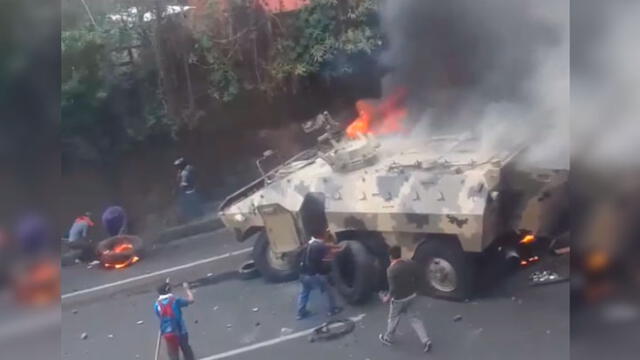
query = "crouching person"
(155, 282, 196, 360)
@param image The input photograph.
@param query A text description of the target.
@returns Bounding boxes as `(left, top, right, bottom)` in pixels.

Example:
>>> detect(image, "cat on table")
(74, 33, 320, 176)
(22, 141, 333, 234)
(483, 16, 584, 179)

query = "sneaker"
(423, 339, 432, 353)
(296, 310, 311, 320)
(328, 306, 343, 316)
(378, 333, 393, 346)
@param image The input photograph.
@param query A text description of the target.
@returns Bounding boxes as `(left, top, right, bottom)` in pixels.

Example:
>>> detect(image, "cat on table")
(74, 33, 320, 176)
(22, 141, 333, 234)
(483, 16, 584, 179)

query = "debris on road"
(252, 307, 259, 312)
(72, 309, 78, 314)
(226, 324, 233, 329)
(255, 322, 261, 327)
(308, 319, 356, 343)
(453, 315, 463, 322)
(107, 334, 114, 339)
(80, 332, 88, 340)
(213, 306, 219, 311)
(280, 327, 293, 336)
(529, 270, 569, 286)
(194, 320, 199, 324)
(136, 320, 144, 325)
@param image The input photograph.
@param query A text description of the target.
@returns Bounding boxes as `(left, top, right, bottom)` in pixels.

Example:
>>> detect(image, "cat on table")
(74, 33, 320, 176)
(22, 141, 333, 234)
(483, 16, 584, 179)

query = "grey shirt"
(68, 221, 89, 242)
(387, 259, 421, 300)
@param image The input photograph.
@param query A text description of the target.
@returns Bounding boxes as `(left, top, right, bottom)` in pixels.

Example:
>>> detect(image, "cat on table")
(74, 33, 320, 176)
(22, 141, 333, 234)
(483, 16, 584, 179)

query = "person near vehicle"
(101, 206, 127, 237)
(174, 157, 204, 221)
(297, 229, 344, 320)
(67, 212, 95, 261)
(379, 245, 432, 352)
(155, 282, 196, 360)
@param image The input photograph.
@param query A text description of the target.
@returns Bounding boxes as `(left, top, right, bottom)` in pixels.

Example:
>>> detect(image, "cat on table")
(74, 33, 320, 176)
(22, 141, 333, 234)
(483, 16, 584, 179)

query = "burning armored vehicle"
(219, 103, 568, 303)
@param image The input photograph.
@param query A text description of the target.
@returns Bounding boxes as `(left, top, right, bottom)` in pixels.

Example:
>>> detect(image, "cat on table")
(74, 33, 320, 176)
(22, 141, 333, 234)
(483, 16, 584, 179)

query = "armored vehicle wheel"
(331, 240, 377, 304)
(414, 239, 473, 301)
(252, 231, 299, 283)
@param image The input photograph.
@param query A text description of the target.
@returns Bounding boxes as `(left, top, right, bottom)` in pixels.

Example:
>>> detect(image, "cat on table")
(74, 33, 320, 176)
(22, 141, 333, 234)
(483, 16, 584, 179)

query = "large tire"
(97, 235, 144, 265)
(414, 238, 474, 301)
(331, 240, 377, 304)
(252, 231, 300, 283)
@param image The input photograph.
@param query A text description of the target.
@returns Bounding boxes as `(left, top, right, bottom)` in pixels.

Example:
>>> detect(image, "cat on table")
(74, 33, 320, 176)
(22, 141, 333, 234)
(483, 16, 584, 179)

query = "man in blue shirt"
(155, 282, 195, 360)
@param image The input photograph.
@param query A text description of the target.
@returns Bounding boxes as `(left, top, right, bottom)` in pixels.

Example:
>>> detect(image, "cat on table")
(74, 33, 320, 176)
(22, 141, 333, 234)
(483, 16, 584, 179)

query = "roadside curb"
(153, 216, 225, 245)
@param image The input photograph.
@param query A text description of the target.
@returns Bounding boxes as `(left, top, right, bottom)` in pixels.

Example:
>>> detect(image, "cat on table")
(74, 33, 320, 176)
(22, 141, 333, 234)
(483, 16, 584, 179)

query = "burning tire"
(96, 235, 143, 269)
(414, 238, 473, 301)
(331, 240, 377, 304)
(238, 260, 260, 280)
(252, 231, 299, 283)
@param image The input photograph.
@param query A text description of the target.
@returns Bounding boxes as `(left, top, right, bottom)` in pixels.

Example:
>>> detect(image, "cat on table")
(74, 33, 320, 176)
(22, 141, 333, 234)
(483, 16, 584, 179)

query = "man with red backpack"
(155, 282, 196, 360)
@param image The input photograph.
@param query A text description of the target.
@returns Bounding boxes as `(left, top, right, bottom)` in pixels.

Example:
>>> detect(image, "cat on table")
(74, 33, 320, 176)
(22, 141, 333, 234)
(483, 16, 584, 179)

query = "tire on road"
(413, 237, 473, 301)
(252, 231, 299, 283)
(238, 260, 260, 280)
(331, 240, 377, 304)
(96, 235, 144, 265)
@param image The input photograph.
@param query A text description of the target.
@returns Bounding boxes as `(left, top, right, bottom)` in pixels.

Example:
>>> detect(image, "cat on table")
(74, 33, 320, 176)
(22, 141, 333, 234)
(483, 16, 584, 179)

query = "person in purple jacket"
(101, 206, 127, 237)
(154, 282, 195, 360)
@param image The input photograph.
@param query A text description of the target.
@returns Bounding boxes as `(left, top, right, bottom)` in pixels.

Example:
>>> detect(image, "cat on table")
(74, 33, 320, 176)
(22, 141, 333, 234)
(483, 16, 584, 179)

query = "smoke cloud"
(379, 0, 569, 169)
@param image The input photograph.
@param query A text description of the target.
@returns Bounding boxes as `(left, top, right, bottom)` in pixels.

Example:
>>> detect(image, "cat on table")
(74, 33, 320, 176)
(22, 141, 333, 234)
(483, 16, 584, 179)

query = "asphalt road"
(61, 229, 569, 360)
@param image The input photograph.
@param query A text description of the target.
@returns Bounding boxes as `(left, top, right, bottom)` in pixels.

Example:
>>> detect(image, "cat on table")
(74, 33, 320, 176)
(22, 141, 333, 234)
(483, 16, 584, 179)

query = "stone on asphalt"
(107, 334, 114, 339)
(72, 309, 78, 314)
(80, 332, 88, 340)
(136, 320, 144, 325)
(252, 307, 259, 312)
(453, 315, 463, 322)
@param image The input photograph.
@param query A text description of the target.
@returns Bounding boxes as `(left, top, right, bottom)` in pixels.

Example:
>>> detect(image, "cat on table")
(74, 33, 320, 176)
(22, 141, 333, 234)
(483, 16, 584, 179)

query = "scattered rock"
(194, 320, 199, 324)
(80, 332, 88, 340)
(255, 322, 261, 327)
(517, 299, 523, 305)
(226, 324, 232, 329)
(72, 309, 78, 314)
(281, 327, 294, 336)
(213, 306, 219, 311)
(453, 315, 463, 322)
(207, 273, 213, 277)
(136, 320, 144, 325)
(136, 355, 140, 359)
(107, 334, 114, 339)
(252, 307, 259, 312)
(511, 296, 517, 302)
(546, 330, 551, 335)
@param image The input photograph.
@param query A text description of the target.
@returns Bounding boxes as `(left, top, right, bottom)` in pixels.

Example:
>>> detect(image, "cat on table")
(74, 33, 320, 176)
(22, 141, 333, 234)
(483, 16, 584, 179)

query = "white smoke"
(379, 0, 569, 169)
(572, 0, 640, 170)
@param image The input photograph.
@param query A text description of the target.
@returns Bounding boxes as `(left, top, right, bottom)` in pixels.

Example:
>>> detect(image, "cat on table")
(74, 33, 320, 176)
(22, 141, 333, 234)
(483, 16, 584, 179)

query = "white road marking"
(199, 313, 367, 360)
(61, 247, 252, 300)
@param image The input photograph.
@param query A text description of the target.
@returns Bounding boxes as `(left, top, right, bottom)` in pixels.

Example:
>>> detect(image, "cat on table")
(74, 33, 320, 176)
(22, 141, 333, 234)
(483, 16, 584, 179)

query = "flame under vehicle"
(219, 108, 568, 302)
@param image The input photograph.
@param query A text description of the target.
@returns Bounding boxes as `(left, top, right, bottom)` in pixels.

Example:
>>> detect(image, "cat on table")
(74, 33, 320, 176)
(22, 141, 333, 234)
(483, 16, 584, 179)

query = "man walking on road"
(379, 245, 432, 352)
(297, 229, 344, 320)
(155, 282, 196, 360)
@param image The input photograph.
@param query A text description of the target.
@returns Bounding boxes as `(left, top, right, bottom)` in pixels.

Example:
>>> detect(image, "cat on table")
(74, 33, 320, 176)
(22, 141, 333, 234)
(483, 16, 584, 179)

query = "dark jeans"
(179, 191, 204, 222)
(67, 240, 96, 262)
(297, 274, 337, 316)
(164, 333, 195, 360)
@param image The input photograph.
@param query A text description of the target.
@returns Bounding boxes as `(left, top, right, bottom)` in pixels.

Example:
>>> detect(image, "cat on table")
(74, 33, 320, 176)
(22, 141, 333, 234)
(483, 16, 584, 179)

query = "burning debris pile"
(96, 235, 143, 270)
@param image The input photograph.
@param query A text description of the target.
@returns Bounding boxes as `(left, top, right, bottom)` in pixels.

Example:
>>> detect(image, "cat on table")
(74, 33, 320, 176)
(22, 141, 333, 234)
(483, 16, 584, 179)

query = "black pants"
(164, 333, 195, 360)
(68, 240, 96, 262)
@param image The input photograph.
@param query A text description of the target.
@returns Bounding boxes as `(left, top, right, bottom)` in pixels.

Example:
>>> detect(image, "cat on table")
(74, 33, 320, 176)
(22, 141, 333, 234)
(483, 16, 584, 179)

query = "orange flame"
(102, 242, 140, 270)
(346, 88, 408, 139)
(519, 234, 536, 245)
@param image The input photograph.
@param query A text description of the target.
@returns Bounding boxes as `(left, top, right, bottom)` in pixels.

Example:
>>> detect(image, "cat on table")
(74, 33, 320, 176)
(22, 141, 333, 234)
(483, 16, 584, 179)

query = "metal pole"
(79, 0, 97, 27)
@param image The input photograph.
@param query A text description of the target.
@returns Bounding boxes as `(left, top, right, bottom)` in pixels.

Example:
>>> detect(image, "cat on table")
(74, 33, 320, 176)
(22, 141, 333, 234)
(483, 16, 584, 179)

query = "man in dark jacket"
(296, 229, 344, 320)
(379, 245, 432, 352)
